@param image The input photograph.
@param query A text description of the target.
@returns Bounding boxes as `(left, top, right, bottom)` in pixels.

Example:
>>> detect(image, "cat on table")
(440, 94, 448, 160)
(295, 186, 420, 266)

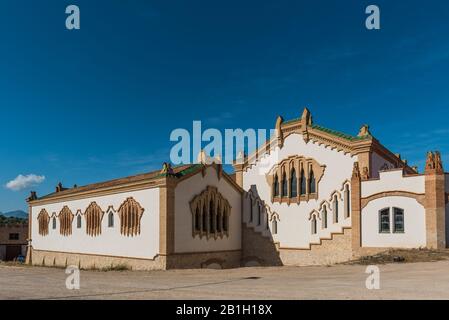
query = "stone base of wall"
(241, 223, 282, 267)
(30, 248, 242, 270)
(166, 250, 242, 269)
(31, 249, 166, 271)
(279, 228, 353, 266)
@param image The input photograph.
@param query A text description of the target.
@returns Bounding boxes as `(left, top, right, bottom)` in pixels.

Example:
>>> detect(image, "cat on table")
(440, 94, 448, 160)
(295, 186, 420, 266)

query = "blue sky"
(1, 0, 449, 211)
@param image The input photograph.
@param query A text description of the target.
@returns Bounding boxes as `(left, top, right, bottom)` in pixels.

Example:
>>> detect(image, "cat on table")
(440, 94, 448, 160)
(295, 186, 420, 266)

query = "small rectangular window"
(393, 208, 404, 233)
(9, 233, 19, 240)
(379, 208, 390, 233)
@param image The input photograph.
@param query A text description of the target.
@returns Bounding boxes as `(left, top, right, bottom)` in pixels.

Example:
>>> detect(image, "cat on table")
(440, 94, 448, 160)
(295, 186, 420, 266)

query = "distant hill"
(1, 210, 28, 219)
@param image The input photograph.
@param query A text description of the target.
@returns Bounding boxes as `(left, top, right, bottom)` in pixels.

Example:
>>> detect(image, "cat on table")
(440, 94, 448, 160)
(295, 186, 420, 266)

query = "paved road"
(0, 261, 448, 300)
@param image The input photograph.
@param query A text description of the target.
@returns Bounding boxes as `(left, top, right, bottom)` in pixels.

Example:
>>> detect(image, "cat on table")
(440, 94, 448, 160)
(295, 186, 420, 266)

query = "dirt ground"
(1, 259, 449, 300)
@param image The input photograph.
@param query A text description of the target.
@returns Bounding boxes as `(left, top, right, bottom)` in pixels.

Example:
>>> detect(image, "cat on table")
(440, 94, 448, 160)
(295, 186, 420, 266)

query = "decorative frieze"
(84, 202, 104, 237)
(117, 197, 144, 237)
(58, 206, 74, 236)
(37, 209, 50, 236)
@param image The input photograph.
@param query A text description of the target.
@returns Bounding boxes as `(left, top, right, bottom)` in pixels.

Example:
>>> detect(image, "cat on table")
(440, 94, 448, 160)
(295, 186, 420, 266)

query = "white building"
(26, 108, 449, 269)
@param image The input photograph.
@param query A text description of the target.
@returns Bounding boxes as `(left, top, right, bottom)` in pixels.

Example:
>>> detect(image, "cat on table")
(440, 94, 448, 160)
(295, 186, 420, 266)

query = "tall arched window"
(290, 169, 297, 198)
(195, 208, 201, 232)
(311, 215, 317, 234)
(272, 219, 278, 235)
(309, 169, 316, 194)
(322, 206, 328, 229)
(333, 195, 339, 223)
(52, 217, 56, 230)
(209, 199, 215, 233)
(108, 212, 114, 228)
(273, 175, 279, 197)
(222, 208, 228, 232)
(282, 173, 288, 197)
(300, 169, 306, 195)
(257, 204, 262, 226)
(216, 202, 222, 232)
(202, 203, 207, 233)
(77, 215, 82, 229)
(344, 185, 350, 218)
(249, 197, 253, 222)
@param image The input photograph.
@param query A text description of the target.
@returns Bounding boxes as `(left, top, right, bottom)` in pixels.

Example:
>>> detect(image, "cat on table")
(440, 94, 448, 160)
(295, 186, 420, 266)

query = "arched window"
(52, 217, 56, 230)
(344, 185, 350, 218)
(190, 186, 231, 238)
(322, 206, 328, 229)
(311, 215, 317, 234)
(222, 209, 228, 232)
(257, 204, 262, 226)
(333, 195, 339, 223)
(108, 212, 114, 228)
(282, 173, 288, 197)
(249, 197, 253, 222)
(202, 203, 207, 233)
(209, 199, 215, 233)
(195, 208, 201, 232)
(216, 203, 222, 232)
(309, 169, 316, 194)
(273, 175, 279, 197)
(77, 215, 82, 229)
(266, 213, 269, 230)
(272, 219, 278, 235)
(290, 169, 297, 198)
(300, 169, 306, 195)
(117, 198, 144, 237)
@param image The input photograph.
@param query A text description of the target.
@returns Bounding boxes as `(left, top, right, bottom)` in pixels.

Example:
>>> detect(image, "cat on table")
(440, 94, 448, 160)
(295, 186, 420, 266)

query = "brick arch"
(361, 191, 425, 210)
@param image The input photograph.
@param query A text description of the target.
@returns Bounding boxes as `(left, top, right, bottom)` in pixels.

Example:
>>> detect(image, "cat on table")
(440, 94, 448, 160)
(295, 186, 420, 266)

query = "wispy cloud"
(5, 174, 45, 191)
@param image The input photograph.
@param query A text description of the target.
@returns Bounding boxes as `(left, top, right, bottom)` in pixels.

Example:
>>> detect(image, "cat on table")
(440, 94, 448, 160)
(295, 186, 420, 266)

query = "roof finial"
(358, 124, 371, 137)
(160, 162, 175, 175)
(301, 107, 312, 126)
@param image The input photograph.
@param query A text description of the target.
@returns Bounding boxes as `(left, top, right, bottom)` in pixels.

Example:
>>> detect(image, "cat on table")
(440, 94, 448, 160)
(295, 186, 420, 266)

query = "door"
(5, 245, 21, 261)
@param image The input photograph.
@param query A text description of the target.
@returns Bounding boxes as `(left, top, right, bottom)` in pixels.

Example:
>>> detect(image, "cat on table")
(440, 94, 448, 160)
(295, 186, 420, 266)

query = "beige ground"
(1, 260, 448, 300)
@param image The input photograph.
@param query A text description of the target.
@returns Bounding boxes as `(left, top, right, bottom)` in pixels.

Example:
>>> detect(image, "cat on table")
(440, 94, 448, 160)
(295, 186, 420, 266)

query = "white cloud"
(6, 174, 46, 191)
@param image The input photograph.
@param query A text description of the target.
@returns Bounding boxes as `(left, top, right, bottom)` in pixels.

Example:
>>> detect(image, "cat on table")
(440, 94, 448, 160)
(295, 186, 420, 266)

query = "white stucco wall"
(174, 167, 242, 253)
(243, 133, 355, 248)
(361, 170, 425, 198)
(361, 196, 426, 248)
(31, 188, 160, 259)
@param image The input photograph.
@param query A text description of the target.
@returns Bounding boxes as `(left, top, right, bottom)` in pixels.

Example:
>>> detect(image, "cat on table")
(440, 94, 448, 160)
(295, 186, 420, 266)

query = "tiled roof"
(282, 117, 370, 141)
(37, 164, 202, 201)
(311, 124, 370, 141)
